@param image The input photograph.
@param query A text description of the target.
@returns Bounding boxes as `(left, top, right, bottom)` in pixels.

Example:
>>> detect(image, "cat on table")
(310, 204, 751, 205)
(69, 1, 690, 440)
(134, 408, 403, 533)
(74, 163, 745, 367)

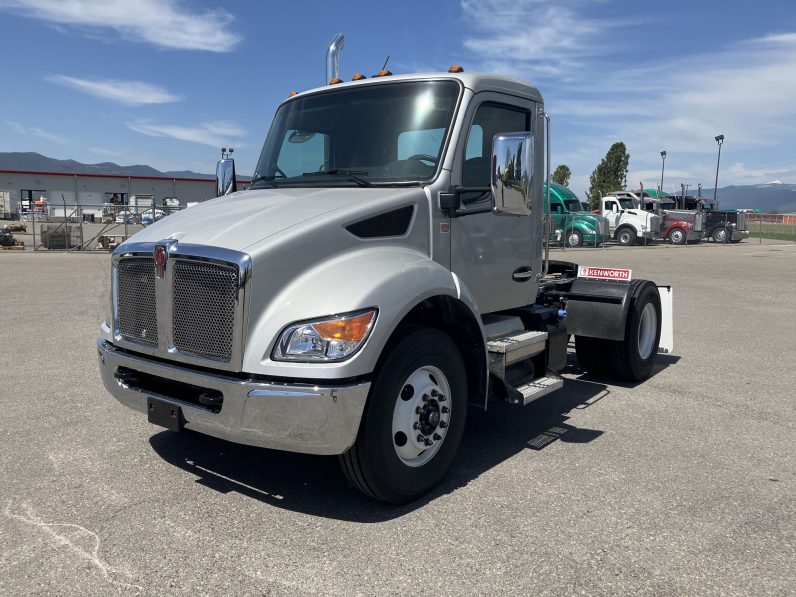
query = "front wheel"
(668, 227, 686, 245)
(566, 230, 583, 248)
(712, 227, 729, 243)
(616, 227, 637, 246)
(339, 327, 467, 504)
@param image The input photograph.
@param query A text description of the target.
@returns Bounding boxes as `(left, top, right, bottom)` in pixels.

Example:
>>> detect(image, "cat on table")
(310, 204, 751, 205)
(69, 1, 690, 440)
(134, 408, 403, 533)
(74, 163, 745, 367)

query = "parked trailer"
(98, 36, 673, 503)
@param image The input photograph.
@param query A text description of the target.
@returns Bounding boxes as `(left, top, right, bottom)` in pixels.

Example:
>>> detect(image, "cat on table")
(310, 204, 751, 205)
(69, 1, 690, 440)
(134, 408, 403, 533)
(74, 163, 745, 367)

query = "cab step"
(508, 374, 564, 406)
(487, 330, 548, 380)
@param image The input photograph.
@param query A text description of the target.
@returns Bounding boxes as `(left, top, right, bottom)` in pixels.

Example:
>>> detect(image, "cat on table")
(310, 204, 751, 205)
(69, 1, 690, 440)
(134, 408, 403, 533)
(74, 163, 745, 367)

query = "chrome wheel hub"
(637, 302, 657, 360)
(392, 366, 451, 467)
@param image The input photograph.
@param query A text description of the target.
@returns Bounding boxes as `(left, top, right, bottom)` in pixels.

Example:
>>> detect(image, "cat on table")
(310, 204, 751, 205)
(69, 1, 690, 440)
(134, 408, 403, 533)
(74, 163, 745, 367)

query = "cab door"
(449, 95, 538, 313)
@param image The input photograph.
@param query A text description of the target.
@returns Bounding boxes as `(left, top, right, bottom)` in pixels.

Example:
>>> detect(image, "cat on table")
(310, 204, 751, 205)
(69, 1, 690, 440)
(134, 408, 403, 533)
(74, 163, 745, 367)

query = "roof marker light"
(373, 69, 393, 77)
(448, 65, 464, 73)
(329, 77, 343, 85)
(352, 73, 367, 80)
(288, 91, 298, 97)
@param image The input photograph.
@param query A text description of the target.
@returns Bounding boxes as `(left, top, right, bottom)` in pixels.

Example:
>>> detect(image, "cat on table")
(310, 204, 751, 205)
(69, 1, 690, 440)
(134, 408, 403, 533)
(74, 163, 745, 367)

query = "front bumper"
(583, 232, 612, 246)
(732, 229, 750, 241)
(97, 339, 370, 455)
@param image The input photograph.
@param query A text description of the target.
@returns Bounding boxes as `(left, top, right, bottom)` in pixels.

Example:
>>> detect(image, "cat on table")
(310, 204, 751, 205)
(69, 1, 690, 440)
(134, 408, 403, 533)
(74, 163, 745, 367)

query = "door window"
(461, 103, 529, 202)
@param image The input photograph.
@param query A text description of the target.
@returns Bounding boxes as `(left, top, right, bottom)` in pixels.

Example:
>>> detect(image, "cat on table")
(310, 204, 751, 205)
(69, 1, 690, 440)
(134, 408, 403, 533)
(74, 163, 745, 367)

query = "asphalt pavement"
(0, 242, 794, 595)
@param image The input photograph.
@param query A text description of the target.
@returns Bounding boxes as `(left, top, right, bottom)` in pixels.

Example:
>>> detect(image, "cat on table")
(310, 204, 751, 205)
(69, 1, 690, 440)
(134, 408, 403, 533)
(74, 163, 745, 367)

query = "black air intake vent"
(346, 205, 414, 238)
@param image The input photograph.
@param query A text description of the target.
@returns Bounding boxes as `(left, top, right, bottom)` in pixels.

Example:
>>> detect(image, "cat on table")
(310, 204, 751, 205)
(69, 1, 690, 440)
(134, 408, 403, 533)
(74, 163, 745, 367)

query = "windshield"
(618, 198, 634, 209)
(251, 80, 461, 188)
(660, 201, 676, 209)
(564, 199, 584, 212)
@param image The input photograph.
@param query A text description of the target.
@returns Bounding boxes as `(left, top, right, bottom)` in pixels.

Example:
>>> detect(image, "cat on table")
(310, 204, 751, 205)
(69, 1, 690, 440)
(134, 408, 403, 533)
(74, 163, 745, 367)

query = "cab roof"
(286, 72, 544, 104)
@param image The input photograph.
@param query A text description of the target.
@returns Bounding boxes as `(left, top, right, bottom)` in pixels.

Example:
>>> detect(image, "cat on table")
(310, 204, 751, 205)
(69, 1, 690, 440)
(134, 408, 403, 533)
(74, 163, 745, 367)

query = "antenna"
(381, 55, 391, 71)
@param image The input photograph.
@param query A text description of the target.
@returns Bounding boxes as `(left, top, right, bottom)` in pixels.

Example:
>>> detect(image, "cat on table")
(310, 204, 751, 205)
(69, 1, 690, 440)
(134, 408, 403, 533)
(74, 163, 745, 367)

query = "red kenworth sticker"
(577, 266, 633, 281)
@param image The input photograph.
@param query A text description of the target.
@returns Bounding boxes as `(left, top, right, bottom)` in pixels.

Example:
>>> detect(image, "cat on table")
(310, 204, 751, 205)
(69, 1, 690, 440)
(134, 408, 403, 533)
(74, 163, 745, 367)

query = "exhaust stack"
(325, 33, 345, 83)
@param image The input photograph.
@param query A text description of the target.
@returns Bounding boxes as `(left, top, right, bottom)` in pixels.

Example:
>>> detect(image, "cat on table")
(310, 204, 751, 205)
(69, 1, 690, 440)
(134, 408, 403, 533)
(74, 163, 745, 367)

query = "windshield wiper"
(249, 174, 284, 188)
(302, 169, 372, 187)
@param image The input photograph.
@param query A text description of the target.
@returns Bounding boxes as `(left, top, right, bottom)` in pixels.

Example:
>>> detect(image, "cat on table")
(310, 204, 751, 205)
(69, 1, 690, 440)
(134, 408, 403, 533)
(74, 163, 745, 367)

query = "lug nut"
(422, 394, 430, 402)
(438, 395, 447, 402)
(431, 389, 439, 397)
(439, 421, 448, 428)
(424, 438, 433, 446)
(433, 433, 442, 441)
(417, 434, 426, 443)
(441, 406, 449, 414)
(415, 406, 422, 414)
(413, 422, 420, 430)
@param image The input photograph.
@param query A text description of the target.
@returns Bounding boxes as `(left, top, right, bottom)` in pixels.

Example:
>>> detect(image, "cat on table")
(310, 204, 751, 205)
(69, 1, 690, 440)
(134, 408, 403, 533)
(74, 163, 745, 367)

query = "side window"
(551, 203, 563, 214)
(462, 103, 529, 201)
(606, 200, 617, 212)
(277, 130, 328, 177)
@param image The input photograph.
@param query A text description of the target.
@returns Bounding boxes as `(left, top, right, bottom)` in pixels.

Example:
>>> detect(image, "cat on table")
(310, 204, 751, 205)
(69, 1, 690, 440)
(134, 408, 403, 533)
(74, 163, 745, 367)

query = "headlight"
(273, 309, 377, 362)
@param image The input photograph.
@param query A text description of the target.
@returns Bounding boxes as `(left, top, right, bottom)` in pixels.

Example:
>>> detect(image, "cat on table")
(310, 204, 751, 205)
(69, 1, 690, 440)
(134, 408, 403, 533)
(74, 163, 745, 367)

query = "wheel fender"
(566, 278, 634, 341)
(244, 247, 485, 380)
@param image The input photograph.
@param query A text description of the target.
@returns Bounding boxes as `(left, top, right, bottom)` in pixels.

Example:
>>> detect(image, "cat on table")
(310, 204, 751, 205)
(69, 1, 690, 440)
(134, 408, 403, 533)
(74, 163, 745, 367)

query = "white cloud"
(6, 119, 67, 144)
(461, 0, 796, 191)
(128, 121, 246, 148)
(0, 0, 241, 52)
(47, 75, 179, 106)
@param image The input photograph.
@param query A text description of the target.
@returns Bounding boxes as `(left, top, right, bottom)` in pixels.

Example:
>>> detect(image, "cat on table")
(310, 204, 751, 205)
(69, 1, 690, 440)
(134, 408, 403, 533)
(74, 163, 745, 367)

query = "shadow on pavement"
(148, 350, 680, 522)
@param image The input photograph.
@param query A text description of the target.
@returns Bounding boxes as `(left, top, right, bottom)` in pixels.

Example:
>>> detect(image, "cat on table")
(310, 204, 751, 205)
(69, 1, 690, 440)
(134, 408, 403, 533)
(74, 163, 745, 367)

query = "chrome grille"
(736, 212, 748, 230)
(649, 214, 661, 234)
(116, 257, 158, 346)
(172, 260, 238, 362)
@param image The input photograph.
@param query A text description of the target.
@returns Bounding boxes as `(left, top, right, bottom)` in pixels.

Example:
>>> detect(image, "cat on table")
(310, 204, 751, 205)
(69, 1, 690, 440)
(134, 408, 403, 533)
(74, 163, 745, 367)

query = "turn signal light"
(448, 65, 464, 73)
(314, 311, 376, 342)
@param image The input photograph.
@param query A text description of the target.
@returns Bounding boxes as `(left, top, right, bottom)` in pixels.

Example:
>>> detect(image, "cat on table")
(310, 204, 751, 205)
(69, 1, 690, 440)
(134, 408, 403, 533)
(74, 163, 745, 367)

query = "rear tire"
(339, 327, 467, 504)
(607, 280, 662, 381)
(616, 227, 636, 246)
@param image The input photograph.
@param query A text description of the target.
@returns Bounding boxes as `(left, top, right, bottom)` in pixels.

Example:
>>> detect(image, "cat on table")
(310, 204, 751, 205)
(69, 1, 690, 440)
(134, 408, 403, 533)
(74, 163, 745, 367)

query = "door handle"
(512, 267, 533, 282)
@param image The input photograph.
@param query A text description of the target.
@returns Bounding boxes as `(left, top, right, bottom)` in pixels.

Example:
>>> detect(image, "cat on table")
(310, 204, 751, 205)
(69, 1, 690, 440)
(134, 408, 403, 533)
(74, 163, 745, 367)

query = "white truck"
(597, 193, 661, 245)
(98, 36, 673, 503)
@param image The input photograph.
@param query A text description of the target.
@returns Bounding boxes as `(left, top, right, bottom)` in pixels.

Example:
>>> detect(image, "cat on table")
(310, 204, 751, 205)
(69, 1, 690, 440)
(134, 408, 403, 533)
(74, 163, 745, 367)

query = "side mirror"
(491, 132, 533, 216)
(216, 158, 237, 197)
(611, 204, 619, 213)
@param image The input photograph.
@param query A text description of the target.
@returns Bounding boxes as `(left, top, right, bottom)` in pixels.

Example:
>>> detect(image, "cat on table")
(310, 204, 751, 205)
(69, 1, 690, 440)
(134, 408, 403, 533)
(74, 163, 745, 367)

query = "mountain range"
(1, 152, 794, 212)
(0, 152, 214, 179)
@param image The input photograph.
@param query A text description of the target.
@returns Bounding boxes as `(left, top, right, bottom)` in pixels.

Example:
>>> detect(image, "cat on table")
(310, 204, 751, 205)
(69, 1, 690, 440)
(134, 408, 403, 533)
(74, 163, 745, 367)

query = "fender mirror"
(216, 158, 237, 197)
(491, 132, 533, 216)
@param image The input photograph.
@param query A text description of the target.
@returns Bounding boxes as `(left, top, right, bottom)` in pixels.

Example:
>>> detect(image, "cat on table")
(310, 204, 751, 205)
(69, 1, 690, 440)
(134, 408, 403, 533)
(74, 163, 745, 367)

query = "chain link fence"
(11, 198, 184, 251)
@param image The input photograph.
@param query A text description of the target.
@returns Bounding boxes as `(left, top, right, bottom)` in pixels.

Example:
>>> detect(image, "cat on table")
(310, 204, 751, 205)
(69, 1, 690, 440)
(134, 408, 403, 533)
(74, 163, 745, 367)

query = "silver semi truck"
(98, 37, 672, 504)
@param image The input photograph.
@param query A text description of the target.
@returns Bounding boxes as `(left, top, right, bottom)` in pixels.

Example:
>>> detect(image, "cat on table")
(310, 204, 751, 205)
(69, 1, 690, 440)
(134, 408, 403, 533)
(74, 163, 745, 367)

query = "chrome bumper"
(97, 339, 370, 455)
(732, 229, 750, 241)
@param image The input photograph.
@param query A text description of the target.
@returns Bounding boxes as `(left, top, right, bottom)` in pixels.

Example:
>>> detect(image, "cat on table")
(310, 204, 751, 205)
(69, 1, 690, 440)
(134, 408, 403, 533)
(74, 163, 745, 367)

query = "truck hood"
(119, 187, 411, 252)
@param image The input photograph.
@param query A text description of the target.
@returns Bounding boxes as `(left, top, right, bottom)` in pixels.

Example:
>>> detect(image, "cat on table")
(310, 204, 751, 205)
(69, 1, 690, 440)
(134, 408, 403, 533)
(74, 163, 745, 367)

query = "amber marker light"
(448, 65, 464, 73)
(352, 73, 367, 80)
(329, 77, 343, 85)
(314, 310, 376, 342)
(288, 91, 298, 97)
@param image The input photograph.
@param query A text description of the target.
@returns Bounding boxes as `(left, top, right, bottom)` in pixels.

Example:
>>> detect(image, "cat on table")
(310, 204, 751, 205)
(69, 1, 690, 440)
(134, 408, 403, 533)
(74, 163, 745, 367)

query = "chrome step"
(487, 330, 548, 379)
(509, 375, 564, 406)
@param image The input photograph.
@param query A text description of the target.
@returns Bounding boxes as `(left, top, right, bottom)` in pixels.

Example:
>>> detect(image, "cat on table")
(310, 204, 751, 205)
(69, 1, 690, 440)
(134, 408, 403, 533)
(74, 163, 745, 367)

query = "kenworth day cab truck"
(98, 36, 673, 504)
(545, 182, 611, 247)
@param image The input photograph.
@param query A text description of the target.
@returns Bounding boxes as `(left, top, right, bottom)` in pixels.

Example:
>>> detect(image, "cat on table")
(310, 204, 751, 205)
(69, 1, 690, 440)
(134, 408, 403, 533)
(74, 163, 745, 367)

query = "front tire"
(668, 227, 686, 245)
(339, 327, 468, 504)
(712, 227, 728, 243)
(616, 227, 637, 246)
(566, 230, 583, 248)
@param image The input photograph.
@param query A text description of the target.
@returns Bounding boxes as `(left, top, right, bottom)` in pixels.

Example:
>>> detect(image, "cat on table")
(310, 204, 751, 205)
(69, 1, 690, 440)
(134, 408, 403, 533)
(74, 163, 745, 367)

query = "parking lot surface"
(1, 242, 794, 595)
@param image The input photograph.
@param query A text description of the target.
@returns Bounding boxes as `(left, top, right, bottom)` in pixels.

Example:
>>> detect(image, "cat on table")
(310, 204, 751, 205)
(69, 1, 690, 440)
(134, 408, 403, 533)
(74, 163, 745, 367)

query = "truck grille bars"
(112, 243, 251, 371)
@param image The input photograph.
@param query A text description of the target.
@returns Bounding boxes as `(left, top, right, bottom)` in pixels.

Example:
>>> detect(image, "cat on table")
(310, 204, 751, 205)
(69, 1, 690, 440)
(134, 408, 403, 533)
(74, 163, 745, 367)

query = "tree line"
(550, 142, 630, 209)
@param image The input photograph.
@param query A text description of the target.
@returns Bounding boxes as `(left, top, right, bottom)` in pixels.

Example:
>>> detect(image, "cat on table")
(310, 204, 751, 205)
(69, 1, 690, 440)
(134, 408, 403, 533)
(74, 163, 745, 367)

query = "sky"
(1, 0, 795, 199)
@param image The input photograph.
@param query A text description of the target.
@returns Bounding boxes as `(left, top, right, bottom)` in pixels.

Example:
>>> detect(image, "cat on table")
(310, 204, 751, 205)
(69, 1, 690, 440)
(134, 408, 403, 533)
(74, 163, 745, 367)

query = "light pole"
(713, 134, 724, 206)
(659, 151, 667, 194)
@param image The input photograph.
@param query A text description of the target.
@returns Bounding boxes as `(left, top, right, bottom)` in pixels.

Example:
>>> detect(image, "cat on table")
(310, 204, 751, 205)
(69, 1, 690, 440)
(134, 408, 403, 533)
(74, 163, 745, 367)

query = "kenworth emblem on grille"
(154, 245, 167, 278)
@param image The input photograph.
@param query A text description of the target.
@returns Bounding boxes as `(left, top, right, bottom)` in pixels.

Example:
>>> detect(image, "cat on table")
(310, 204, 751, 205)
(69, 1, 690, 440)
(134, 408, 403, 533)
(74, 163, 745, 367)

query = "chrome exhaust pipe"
(325, 33, 345, 83)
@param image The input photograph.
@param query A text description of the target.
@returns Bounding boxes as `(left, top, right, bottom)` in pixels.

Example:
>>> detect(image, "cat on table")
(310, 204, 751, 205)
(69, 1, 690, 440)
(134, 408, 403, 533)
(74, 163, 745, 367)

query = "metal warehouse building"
(0, 169, 246, 218)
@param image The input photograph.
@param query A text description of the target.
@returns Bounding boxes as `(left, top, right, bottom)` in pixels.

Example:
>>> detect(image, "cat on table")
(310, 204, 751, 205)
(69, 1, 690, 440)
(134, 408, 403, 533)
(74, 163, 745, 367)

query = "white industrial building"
(0, 169, 249, 218)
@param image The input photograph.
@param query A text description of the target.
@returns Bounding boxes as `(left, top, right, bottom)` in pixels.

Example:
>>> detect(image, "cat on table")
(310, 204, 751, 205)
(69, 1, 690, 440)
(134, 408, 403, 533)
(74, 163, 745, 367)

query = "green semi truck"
(545, 183, 611, 247)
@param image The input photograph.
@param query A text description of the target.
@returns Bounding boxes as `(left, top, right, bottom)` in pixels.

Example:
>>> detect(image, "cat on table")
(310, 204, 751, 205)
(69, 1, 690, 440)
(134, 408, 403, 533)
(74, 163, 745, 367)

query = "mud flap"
(658, 286, 674, 354)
